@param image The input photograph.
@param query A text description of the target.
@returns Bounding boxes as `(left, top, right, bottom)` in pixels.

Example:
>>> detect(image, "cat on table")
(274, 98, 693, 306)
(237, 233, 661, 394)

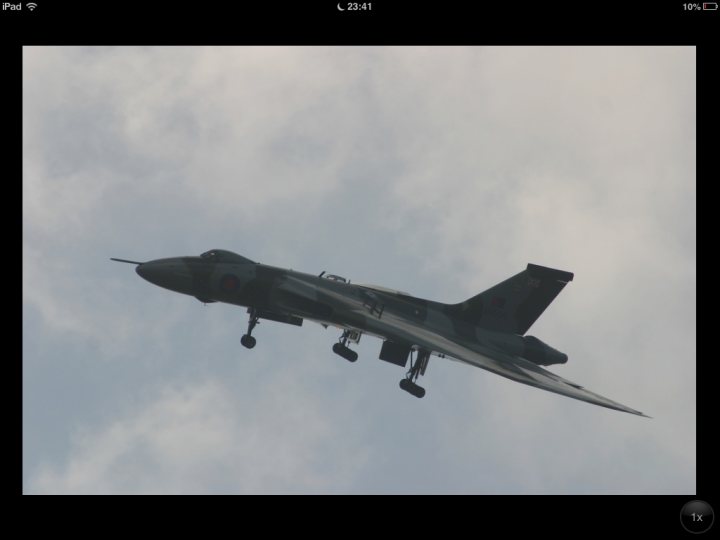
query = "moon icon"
(337, 2, 345, 10)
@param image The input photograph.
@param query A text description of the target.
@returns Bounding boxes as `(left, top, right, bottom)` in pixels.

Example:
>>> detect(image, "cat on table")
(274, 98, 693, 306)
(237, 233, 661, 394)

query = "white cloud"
(29, 376, 371, 494)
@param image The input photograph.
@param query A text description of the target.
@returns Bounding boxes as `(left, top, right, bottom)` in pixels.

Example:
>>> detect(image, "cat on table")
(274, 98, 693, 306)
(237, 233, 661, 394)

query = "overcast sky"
(23, 46, 695, 494)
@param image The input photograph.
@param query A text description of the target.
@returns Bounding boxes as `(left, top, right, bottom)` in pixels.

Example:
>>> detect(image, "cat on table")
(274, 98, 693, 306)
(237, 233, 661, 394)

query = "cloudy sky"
(23, 47, 695, 494)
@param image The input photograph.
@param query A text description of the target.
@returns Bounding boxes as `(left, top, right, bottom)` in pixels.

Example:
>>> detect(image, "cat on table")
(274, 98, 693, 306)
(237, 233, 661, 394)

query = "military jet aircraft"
(111, 249, 647, 416)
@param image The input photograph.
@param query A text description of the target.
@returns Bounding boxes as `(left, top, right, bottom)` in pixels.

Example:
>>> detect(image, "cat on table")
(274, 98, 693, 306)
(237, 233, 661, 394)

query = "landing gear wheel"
(332, 330, 359, 362)
(332, 342, 358, 362)
(241, 334, 256, 349)
(399, 378, 426, 398)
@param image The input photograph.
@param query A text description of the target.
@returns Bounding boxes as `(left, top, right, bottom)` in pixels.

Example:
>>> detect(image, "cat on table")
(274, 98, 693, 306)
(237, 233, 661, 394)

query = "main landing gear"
(241, 307, 259, 349)
(400, 349, 430, 398)
(332, 330, 358, 362)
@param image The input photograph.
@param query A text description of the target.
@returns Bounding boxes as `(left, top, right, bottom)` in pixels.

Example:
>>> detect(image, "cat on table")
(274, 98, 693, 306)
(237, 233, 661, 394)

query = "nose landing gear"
(241, 307, 259, 349)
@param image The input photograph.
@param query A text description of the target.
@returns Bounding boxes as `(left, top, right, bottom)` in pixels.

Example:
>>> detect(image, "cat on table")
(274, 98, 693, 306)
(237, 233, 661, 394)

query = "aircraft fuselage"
(112, 249, 649, 415)
(134, 255, 565, 367)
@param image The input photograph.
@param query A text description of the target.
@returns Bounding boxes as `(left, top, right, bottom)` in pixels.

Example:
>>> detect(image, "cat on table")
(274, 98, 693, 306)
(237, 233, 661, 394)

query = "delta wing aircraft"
(112, 249, 647, 416)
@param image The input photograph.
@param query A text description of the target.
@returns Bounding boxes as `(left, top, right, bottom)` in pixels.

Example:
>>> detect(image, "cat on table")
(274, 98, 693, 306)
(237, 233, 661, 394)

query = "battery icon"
(703, 2, 718, 9)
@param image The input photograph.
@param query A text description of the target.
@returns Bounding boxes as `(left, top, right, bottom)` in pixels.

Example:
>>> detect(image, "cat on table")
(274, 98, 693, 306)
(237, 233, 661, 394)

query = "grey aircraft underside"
(111, 249, 648, 417)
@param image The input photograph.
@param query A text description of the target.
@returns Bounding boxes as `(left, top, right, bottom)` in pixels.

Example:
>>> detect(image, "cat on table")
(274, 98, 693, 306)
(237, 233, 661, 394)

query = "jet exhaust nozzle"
(523, 335, 568, 366)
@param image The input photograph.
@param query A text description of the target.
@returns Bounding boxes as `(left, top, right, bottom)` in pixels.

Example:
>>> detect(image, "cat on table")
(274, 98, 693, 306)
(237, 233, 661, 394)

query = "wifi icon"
(26, 2, 37, 10)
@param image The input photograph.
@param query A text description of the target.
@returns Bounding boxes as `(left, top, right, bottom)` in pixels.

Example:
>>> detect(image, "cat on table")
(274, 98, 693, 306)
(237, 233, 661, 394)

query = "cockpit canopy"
(200, 249, 255, 264)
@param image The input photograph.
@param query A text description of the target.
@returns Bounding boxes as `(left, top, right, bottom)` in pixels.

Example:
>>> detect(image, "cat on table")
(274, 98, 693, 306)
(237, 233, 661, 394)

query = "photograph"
(23, 45, 695, 495)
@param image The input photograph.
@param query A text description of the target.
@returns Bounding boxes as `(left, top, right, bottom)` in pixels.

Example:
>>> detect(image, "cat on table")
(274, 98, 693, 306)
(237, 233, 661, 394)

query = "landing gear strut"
(332, 330, 358, 362)
(241, 307, 259, 349)
(400, 349, 430, 398)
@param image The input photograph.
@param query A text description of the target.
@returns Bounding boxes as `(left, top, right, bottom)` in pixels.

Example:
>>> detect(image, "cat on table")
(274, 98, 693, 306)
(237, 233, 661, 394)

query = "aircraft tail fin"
(446, 264, 573, 335)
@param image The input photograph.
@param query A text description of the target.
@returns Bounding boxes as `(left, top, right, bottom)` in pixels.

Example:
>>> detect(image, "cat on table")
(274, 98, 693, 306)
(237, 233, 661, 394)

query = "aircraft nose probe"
(110, 258, 145, 265)
(111, 258, 153, 281)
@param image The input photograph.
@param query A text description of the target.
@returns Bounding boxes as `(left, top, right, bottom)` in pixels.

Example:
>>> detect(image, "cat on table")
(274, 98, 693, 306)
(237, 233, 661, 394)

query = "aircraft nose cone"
(136, 261, 161, 284)
(136, 259, 193, 294)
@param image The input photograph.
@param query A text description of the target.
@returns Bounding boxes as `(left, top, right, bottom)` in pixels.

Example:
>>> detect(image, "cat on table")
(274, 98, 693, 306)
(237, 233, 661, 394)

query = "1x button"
(681, 500, 714, 534)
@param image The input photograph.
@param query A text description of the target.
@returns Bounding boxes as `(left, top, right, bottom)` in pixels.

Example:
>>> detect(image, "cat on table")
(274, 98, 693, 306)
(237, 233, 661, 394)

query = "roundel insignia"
(221, 274, 240, 291)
